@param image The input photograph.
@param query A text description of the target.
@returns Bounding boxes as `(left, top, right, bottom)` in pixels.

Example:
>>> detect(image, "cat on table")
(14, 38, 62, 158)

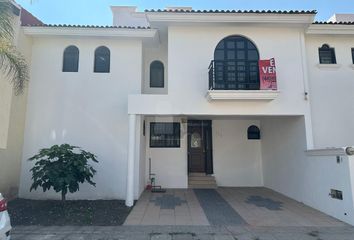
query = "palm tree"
(0, 0, 29, 95)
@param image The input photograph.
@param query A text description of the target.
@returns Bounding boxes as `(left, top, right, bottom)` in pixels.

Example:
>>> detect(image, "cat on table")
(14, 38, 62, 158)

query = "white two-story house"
(10, 6, 354, 225)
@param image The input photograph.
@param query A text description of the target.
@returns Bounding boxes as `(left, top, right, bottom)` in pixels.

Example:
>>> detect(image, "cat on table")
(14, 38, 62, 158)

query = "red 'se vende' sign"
(259, 58, 277, 90)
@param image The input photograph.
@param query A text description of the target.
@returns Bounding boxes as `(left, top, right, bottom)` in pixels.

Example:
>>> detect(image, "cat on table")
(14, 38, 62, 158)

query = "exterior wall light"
(345, 147, 354, 156)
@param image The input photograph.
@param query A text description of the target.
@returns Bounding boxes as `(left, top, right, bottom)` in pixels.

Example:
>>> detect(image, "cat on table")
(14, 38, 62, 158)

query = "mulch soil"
(7, 199, 132, 226)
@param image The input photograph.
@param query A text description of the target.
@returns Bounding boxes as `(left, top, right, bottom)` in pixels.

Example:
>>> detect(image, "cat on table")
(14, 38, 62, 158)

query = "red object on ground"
(146, 185, 152, 190)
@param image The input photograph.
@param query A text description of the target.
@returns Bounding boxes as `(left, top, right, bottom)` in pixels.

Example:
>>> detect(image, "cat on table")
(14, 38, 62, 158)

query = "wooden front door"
(188, 120, 213, 174)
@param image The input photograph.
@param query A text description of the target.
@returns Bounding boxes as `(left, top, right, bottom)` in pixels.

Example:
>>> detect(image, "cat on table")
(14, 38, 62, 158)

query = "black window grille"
(352, 48, 354, 64)
(63, 46, 79, 72)
(319, 44, 336, 64)
(150, 122, 180, 148)
(150, 61, 164, 88)
(209, 35, 260, 90)
(94, 46, 110, 73)
(247, 125, 260, 140)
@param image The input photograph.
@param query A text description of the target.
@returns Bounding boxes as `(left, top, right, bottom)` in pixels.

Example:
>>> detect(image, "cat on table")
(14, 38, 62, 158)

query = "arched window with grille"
(211, 35, 260, 90)
(94, 46, 110, 73)
(319, 44, 336, 64)
(150, 60, 164, 88)
(62, 45, 79, 72)
(247, 125, 260, 140)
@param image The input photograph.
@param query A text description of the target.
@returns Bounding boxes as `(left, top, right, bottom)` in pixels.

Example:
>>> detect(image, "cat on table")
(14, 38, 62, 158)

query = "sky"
(15, 0, 354, 26)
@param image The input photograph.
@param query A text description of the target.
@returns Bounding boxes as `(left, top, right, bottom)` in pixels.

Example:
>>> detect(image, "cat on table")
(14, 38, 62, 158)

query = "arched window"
(247, 125, 260, 140)
(150, 60, 164, 88)
(62, 45, 79, 72)
(94, 46, 110, 73)
(213, 35, 259, 90)
(319, 44, 336, 64)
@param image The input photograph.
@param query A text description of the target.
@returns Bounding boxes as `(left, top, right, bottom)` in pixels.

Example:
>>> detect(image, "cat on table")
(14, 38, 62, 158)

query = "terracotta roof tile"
(313, 21, 354, 25)
(144, 9, 317, 14)
(24, 24, 151, 29)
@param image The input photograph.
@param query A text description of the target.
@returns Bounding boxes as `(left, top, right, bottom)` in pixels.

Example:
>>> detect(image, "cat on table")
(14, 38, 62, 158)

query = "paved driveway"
(11, 188, 353, 239)
(11, 225, 354, 240)
(125, 188, 346, 227)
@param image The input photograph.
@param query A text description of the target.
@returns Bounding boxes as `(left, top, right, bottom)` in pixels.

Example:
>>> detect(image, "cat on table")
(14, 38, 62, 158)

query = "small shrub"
(29, 144, 98, 201)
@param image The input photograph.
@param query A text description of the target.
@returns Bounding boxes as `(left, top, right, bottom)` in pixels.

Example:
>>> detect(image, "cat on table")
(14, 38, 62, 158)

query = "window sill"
(316, 64, 341, 69)
(206, 90, 279, 101)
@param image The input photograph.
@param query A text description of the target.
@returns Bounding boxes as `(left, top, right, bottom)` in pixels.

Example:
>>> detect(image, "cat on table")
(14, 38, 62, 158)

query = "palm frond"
(0, 0, 14, 40)
(0, 41, 29, 95)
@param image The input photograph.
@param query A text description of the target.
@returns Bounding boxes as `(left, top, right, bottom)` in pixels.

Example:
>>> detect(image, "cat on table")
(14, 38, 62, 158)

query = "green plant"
(0, 0, 29, 95)
(29, 144, 98, 201)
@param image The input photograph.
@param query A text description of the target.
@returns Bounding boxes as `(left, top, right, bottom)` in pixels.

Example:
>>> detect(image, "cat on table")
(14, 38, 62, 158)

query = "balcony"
(207, 60, 279, 101)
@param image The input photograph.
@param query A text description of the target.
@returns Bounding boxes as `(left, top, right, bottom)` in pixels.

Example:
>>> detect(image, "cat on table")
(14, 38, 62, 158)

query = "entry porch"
(125, 114, 354, 226)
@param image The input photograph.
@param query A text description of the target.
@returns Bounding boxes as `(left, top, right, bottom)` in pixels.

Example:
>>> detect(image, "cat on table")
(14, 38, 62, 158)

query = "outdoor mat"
(194, 189, 247, 226)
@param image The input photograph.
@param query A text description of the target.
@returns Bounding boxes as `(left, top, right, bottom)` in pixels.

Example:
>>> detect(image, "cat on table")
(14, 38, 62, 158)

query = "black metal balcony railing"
(208, 60, 260, 90)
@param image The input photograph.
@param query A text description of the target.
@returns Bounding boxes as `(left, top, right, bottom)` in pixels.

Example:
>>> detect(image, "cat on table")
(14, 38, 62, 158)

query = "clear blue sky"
(15, 0, 354, 25)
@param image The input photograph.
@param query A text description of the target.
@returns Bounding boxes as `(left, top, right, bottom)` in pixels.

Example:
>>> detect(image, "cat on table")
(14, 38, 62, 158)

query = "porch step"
(188, 174, 217, 189)
(189, 173, 207, 177)
(189, 184, 217, 189)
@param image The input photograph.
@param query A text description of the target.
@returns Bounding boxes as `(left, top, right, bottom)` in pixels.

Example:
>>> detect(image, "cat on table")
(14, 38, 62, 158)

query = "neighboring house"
(0, 3, 41, 199)
(10, 5, 354, 224)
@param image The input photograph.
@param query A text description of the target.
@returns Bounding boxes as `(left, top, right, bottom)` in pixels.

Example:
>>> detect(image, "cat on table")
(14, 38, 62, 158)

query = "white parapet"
(305, 146, 354, 225)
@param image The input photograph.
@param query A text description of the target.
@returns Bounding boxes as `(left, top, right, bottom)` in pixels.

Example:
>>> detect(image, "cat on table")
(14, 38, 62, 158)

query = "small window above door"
(248, 125, 260, 140)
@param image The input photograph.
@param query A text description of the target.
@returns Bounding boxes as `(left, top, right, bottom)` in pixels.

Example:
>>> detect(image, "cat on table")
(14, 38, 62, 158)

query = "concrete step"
(188, 180, 216, 185)
(188, 176, 215, 181)
(188, 184, 217, 189)
(188, 174, 217, 189)
(188, 172, 206, 177)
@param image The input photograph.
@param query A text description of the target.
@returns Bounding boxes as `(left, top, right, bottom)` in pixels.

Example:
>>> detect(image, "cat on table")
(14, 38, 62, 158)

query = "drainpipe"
(126, 114, 136, 207)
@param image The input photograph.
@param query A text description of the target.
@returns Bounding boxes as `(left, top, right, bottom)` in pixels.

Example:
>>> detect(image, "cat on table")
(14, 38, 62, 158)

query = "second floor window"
(62, 46, 79, 72)
(150, 60, 164, 88)
(319, 44, 336, 64)
(212, 35, 260, 90)
(94, 46, 110, 73)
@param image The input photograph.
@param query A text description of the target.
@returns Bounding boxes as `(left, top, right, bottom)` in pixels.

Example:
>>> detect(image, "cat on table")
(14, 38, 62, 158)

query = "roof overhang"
(307, 24, 354, 35)
(22, 26, 158, 41)
(144, 12, 315, 27)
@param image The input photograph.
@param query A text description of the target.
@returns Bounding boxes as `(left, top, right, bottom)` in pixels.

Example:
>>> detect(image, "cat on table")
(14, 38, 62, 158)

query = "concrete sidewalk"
(11, 225, 354, 240)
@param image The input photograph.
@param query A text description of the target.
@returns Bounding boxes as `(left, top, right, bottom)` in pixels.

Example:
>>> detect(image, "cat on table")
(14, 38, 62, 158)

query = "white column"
(126, 114, 136, 207)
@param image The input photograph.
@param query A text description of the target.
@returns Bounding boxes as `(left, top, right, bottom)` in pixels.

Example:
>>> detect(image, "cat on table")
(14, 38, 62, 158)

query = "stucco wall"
(306, 35, 354, 148)
(261, 116, 354, 225)
(145, 116, 188, 189)
(304, 152, 354, 225)
(19, 37, 143, 200)
(129, 25, 312, 119)
(143, 41, 168, 95)
(0, 19, 31, 198)
(261, 116, 308, 201)
(144, 117, 263, 189)
(213, 119, 263, 187)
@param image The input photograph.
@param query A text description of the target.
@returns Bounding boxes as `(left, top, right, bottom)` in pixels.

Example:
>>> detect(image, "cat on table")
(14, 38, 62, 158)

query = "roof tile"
(24, 24, 151, 29)
(144, 9, 317, 14)
(313, 21, 354, 25)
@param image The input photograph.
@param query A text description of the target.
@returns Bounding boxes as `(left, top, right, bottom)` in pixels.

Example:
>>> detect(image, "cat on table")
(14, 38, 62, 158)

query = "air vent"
(330, 189, 343, 200)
